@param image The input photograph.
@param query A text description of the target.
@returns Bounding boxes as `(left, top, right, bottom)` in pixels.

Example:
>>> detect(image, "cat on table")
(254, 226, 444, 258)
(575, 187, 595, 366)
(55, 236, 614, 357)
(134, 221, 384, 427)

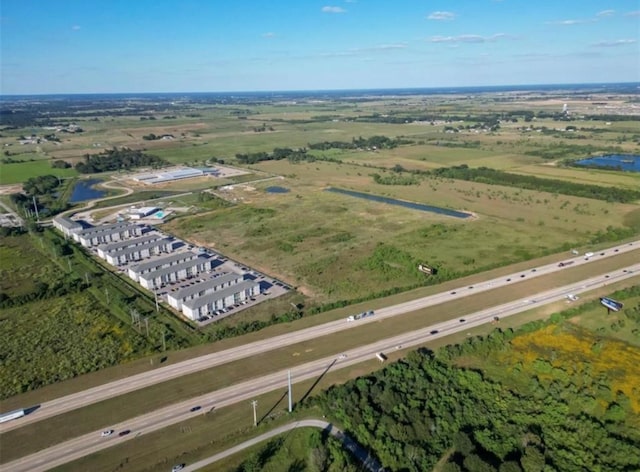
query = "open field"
(0, 160, 77, 185)
(164, 157, 639, 300)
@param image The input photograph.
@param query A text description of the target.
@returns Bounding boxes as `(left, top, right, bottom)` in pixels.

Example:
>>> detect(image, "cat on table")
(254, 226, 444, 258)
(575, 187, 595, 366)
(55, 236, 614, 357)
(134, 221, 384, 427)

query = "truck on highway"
(558, 260, 575, 268)
(0, 408, 25, 423)
(584, 252, 594, 260)
(376, 352, 387, 362)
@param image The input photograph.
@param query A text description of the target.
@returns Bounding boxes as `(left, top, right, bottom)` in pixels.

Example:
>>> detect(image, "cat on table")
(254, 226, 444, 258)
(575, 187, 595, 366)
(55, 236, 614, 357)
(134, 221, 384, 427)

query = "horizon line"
(1, 81, 639, 98)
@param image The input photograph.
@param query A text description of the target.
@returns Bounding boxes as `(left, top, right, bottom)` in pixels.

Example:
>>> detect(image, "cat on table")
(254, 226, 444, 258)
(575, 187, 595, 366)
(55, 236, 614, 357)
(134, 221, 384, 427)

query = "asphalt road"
(180, 419, 383, 472)
(1, 240, 638, 434)
(4, 263, 639, 472)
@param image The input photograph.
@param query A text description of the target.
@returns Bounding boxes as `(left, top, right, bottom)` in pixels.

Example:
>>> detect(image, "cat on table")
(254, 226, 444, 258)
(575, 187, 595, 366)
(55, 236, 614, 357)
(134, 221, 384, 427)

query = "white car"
(567, 294, 579, 302)
(100, 430, 114, 437)
(172, 465, 185, 472)
(338, 354, 347, 360)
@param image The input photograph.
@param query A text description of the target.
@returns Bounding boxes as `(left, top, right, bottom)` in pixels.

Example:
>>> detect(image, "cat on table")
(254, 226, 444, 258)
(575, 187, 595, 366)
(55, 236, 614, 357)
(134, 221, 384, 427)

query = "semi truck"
(0, 408, 25, 423)
(376, 352, 387, 362)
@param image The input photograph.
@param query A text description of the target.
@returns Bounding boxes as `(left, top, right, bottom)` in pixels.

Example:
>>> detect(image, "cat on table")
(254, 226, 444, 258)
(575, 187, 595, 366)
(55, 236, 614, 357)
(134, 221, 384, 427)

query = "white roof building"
(181, 280, 261, 320)
(128, 251, 198, 281)
(166, 272, 245, 310)
(138, 255, 214, 290)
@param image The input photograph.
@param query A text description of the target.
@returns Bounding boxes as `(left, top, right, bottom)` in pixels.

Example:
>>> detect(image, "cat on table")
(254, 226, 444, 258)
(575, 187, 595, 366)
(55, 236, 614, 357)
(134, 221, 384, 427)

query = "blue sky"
(1, 0, 639, 94)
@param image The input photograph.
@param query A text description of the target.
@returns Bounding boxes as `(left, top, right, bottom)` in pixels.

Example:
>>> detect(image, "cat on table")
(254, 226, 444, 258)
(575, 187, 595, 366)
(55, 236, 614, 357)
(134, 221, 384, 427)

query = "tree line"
(75, 147, 168, 173)
(427, 164, 640, 203)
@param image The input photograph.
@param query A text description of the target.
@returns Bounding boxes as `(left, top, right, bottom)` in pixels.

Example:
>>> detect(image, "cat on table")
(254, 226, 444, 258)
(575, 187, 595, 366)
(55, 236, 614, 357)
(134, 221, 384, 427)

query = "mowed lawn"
(0, 160, 77, 185)
(164, 159, 636, 301)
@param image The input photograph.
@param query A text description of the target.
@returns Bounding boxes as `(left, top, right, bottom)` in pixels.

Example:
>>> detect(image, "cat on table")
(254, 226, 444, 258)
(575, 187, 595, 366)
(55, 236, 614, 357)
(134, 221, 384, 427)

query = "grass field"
(0, 159, 77, 185)
(163, 157, 637, 300)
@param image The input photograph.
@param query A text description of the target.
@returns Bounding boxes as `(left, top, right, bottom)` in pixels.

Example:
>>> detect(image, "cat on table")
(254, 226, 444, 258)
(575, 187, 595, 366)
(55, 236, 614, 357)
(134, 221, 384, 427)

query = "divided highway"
(1, 240, 638, 433)
(4, 263, 639, 472)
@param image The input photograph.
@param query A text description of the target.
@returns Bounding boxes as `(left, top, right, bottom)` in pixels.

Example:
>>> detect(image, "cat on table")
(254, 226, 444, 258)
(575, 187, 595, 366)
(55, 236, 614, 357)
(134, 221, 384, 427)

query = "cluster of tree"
(139, 115, 157, 120)
(22, 174, 61, 196)
(308, 135, 412, 151)
(308, 345, 640, 472)
(233, 431, 362, 472)
(428, 165, 640, 203)
(74, 147, 168, 173)
(235, 147, 308, 164)
(252, 123, 274, 132)
(372, 172, 420, 186)
(0, 277, 87, 309)
(526, 143, 624, 160)
(51, 159, 71, 168)
(142, 133, 173, 140)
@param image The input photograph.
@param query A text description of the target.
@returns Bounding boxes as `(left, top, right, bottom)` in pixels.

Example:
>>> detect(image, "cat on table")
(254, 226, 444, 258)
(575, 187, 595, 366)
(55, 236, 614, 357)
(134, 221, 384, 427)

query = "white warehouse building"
(97, 233, 166, 260)
(105, 238, 181, 266)
(128, 251, 198, 282)
(181, 280, 261, 321)
(52, 216, 84, 238)
(138, 255, 214, 290)
(75, 223, 145, 248)
(167, 272, 245, 311)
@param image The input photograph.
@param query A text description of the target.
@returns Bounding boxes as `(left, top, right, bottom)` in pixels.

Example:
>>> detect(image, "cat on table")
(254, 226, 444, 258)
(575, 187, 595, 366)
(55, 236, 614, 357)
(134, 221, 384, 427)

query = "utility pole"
(67, 258, 72, 272)
(105, 288, 110, 304)
(32, 196, 39, 221)
(251, 400, 258, 427)
(162, 330, 166, 351)
(85, 272, 90, 285)
(145, 318, 149, 336)
(288, 370, 293, 413)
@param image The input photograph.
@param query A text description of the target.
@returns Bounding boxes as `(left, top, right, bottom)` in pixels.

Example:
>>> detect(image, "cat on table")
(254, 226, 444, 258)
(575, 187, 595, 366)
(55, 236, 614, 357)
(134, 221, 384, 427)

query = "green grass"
(164, 158, 636, 301)
(0, 160, 78, 185)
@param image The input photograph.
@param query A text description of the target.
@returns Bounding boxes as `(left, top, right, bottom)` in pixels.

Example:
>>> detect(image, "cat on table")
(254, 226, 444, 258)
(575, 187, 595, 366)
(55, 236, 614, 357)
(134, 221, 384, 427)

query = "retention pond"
(325, 187, 472, 219)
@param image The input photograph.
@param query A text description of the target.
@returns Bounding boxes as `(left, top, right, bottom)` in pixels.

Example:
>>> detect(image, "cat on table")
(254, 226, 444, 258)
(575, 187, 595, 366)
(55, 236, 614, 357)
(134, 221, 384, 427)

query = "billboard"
(600, 297, 623, 312)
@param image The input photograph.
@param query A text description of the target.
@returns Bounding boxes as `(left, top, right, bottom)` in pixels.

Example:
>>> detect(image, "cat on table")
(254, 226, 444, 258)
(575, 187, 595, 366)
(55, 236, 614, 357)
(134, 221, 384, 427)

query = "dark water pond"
(574, 154, 640, 172)
(325, 187, 472, 219)
(265, 186, 290, 193)
(69, 179, 106, 202)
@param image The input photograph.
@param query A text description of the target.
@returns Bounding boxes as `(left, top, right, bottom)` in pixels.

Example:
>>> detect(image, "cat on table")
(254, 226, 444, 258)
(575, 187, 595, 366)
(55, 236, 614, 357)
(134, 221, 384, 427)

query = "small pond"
(574, 154, 640, 172)
(325, 187, 472, 219)
(69, 179, 107, 203)
(265, 186, 290, 193)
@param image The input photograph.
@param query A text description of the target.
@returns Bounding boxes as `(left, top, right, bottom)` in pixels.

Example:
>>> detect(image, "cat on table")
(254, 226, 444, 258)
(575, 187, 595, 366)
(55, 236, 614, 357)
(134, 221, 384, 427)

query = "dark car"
(430, 330, 439, 335)
(118, 430, 131, 437)
(190, 406, 201, 412)
(459, 318, 466, 323)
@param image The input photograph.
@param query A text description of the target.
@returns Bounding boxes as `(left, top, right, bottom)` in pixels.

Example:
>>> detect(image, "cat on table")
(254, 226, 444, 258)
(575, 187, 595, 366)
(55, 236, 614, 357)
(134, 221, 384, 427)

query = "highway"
(1, 240, 638, 434)
(4, 263, 639, 472)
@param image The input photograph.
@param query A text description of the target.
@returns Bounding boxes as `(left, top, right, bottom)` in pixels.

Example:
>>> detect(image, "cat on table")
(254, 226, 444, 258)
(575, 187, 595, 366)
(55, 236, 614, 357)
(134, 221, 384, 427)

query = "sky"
(1, 0, 639, 95)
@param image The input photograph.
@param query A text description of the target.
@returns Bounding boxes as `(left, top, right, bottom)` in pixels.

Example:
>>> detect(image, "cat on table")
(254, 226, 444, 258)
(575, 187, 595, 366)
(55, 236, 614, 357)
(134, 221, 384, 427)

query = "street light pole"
(251, 400, 258, 427)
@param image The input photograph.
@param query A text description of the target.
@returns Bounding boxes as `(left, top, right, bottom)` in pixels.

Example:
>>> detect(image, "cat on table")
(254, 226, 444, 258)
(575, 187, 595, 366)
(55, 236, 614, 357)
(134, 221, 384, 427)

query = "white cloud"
(592, 39, 637, 47)
(71, 25, 81, 30)
(322, 6, 346, 13)
(596, 10, 615, 17)
(546, 18, 595, 25)
(624, 10, 640, 17)
(428, 11, 456, 21)
(430, 33, 512, 44)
